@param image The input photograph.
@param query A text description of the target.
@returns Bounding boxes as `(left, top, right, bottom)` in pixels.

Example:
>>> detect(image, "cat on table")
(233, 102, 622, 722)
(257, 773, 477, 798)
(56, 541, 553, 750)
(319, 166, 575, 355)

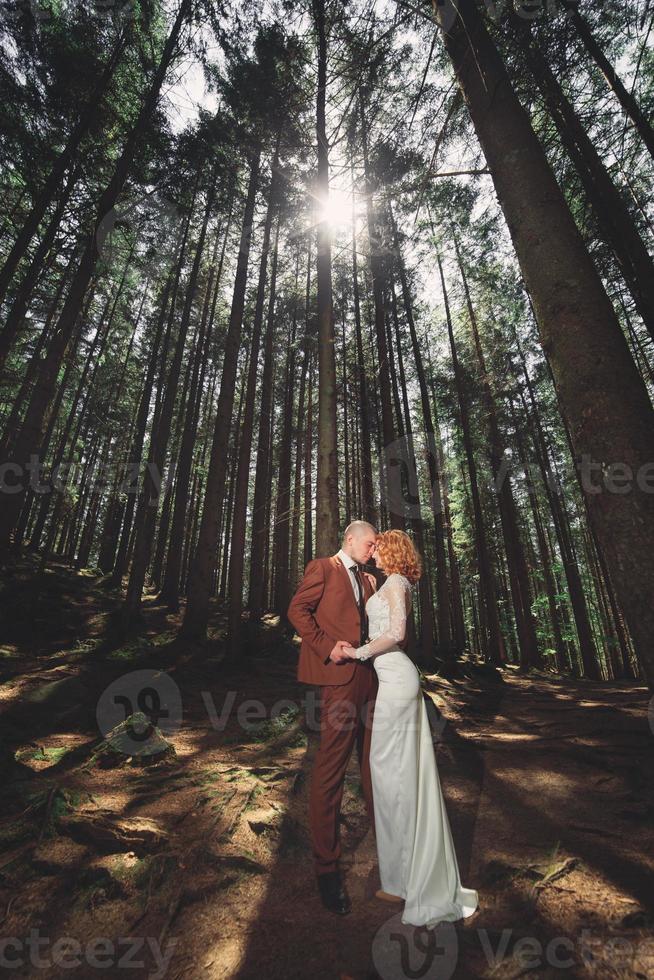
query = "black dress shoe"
(317, 871, 351, 915)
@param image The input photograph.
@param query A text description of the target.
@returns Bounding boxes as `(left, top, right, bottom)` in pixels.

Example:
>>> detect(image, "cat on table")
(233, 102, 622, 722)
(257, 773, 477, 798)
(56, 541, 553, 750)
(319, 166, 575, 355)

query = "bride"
(340, 528, 479, 930)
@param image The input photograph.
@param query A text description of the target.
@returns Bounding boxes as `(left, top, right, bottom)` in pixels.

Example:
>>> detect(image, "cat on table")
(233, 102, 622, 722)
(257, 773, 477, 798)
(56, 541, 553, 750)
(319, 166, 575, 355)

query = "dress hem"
(401, 888, 479, 929)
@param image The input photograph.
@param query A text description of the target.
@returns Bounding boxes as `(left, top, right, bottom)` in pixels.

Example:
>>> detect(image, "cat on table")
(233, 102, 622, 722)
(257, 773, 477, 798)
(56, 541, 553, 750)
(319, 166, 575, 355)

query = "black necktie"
(352, 564, 369, 645)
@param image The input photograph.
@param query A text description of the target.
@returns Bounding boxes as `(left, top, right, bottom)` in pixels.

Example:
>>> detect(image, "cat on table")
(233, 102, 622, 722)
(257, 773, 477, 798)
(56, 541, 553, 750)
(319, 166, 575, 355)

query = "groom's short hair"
(342, 520, 377, 543)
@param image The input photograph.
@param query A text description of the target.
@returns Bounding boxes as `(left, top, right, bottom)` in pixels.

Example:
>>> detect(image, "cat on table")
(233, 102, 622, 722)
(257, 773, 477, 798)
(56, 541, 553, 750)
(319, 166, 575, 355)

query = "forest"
(1, 0, 653, 977)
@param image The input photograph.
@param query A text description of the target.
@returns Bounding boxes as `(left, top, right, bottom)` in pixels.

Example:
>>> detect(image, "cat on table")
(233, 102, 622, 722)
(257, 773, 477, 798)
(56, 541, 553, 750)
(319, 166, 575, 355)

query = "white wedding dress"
(353, 573, 479, 929)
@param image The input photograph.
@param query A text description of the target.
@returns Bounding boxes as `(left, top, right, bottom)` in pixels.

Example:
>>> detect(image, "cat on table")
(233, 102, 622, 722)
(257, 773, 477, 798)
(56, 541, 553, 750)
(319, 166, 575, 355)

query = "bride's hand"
(364, 572, 377, 591)
(340, 643, 358, 659)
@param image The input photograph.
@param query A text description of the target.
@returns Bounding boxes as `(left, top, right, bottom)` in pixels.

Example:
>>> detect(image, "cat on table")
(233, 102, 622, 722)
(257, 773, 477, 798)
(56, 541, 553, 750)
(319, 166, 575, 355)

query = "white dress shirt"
(337, 547, 363, 603)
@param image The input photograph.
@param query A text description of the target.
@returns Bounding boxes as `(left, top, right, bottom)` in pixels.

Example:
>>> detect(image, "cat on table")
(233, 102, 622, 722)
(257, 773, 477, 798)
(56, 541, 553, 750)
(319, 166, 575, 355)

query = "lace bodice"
(354, 573, 412, 660)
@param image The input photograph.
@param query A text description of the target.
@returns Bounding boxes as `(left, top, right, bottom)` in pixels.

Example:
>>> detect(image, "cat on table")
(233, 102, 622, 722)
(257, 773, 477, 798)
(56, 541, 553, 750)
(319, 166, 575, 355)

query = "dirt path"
(1, 562, 653, 979)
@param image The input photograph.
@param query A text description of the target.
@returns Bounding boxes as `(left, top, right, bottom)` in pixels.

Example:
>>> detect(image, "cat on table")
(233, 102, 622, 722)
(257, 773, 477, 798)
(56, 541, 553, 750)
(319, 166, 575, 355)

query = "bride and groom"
(287, 519, 479, 929)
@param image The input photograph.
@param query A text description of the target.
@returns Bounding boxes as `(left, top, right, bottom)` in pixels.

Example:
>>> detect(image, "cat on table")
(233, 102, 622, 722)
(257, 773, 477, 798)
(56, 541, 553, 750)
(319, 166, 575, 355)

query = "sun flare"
(317, 188, 353, 229)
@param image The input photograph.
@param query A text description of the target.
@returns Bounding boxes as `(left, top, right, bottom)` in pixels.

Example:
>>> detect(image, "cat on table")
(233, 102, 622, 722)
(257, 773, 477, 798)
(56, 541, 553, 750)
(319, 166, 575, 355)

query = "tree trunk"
(388, 284, 435, 662)
(0, 0, 192, 552)
(454, 234, 542, 669)
(304, 353, 314, 565)
(288, 252, 312, 593)
(106, 276, 173, 589)
(351, 180, 376, 526)
(159, 184, 233, 609)
(273, 252, 299, 617)
(436, 0, 654, 689)
(392, 213, 452, 653)
(523, 32, 654, 341)
(313, 0, 340, 554)
(0, 166, 78, 377)
(563, 1, 654, 159)
(227, 179, 281, 656)
(0, 30, 127, 309)
(123, 161, 212, 624)
(360, 98, 401, 529)
(182, 147, 261, 642)
(247, 234, 282, 618)
(510, 319, 599, 676)
(437, 247, 504, 664)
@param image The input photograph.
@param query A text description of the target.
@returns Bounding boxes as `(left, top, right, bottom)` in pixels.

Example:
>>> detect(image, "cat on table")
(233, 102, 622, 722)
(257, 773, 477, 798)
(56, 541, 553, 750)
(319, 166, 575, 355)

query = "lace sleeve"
(355, 574, 410, 661)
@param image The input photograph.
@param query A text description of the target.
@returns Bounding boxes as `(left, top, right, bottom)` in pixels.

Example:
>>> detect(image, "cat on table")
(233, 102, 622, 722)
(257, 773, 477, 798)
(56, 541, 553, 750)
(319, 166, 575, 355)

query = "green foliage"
(1, 0, 650, 679)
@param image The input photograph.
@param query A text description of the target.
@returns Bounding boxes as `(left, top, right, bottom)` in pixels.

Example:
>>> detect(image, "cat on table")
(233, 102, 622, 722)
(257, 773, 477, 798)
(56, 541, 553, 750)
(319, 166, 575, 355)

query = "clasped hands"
(329, 640, 358, 663)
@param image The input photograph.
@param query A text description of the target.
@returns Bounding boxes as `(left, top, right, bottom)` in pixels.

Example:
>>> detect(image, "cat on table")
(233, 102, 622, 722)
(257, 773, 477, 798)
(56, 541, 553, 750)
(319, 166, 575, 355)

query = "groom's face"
(349, 529, 377, 564)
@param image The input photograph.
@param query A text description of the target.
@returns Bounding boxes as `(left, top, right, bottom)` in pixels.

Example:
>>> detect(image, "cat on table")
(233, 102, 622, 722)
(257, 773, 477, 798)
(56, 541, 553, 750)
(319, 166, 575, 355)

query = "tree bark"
(182, 147, 261, 643)
(392, 214, 452, 653)
(313, 0, 340, 554)
(360, 97, 401, 529)
(563, 1, 654, 159)
(436, 0, 654, 689)
(454, 234, 542, 669)
(437, 247, 504, 664)
(273, 251, 299, 616)
(0, 29, 128, 309)
(0, 0, 192, 552)
(159, 183, 233, 609)
(227, 177, 281, 655)
(522, 32, 654, 341)
(351, 180, 376, 526)
(123, 163, 212, 624)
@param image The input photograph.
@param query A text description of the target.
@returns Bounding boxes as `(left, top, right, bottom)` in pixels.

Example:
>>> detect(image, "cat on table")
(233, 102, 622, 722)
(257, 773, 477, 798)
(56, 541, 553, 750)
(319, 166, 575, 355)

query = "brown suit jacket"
(287, 554, 375, 686)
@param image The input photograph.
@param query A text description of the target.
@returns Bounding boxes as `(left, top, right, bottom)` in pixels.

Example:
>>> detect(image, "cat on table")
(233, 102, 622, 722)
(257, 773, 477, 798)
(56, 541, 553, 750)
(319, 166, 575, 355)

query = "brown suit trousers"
(287, 554, 378, 875)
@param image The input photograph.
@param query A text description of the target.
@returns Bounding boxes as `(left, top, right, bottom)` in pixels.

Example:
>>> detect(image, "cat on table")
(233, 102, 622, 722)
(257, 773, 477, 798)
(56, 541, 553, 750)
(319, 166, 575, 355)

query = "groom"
(287, 520, 379, 915)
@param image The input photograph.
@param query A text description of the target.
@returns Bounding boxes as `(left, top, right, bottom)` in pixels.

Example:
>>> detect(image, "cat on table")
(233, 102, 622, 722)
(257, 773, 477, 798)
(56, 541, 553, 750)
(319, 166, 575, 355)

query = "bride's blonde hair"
(375, 530, 422, 584)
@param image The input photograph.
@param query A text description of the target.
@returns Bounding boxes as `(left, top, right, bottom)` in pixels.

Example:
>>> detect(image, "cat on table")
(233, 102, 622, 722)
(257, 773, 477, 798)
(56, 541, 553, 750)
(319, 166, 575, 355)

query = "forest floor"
(1, 555, 653, 980)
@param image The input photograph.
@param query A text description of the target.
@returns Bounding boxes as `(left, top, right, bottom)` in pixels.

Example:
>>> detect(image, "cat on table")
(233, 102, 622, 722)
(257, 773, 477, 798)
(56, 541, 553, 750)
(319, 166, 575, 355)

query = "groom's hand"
(328, 640, 352, 664)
